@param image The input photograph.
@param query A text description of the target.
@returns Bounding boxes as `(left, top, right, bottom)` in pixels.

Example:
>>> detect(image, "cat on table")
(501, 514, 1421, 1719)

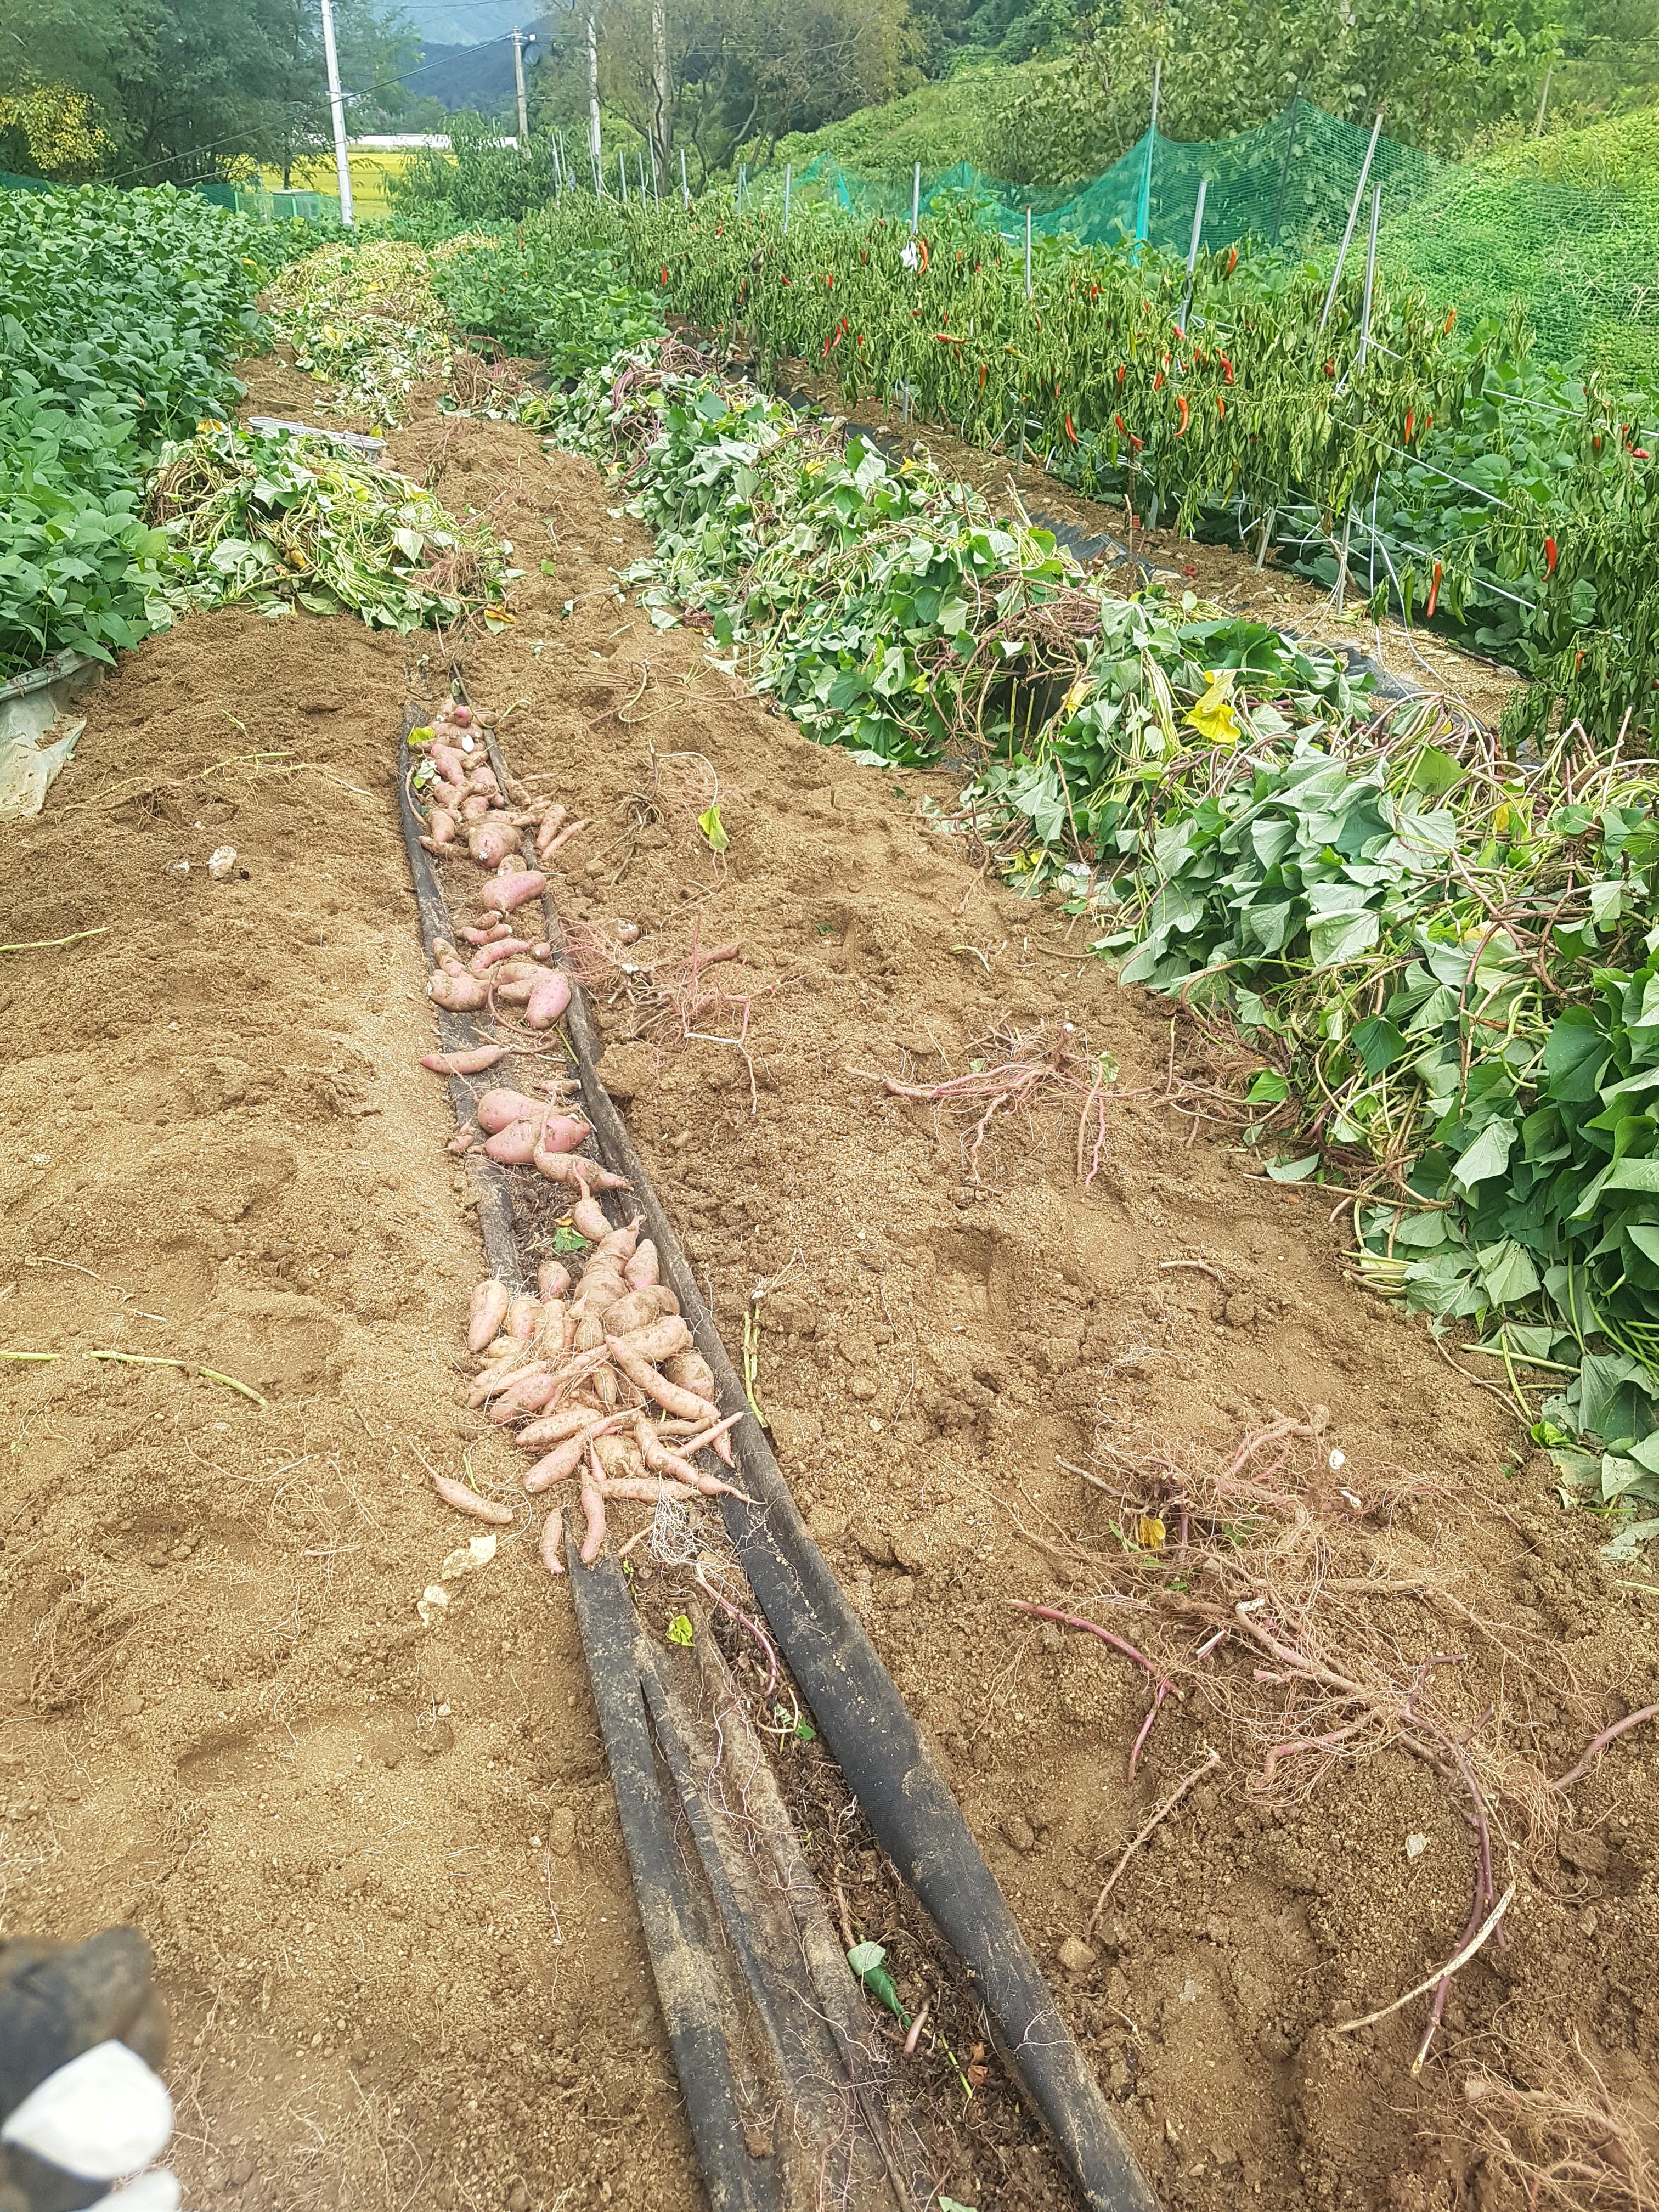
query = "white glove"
(1, 2041, 178, 2208)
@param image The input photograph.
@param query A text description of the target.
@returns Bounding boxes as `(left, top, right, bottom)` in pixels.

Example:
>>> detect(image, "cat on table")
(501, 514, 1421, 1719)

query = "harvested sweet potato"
(468, 820, 518, 868)
(431, 743, 468, 787)
(525, 970, 572, 1030)
(479, 868, 548, 915)
(467, 1278, 511, 1352)
(488, 1369, 563, 1422)
(539, 1504, 566, 1575)
(429, 969, 489, 1012)
(421, 1045, 503, 1075)
(537, 1113, 590, 1155)
(505, 1294, 541, 1339)
(459, 793, 492, 825)
(608, 1314, 693, 1365)
(523, 1430, 594, 1492)
(624, 1240, 661, 1292)
(607, 1337, 707, 1421)
(428, 807, 458, 845)
(475, 1087, 545, 1133)
(589, 1222, 641, 1266)
(570, 1197, 611, 1243)
(446, 1124, 478, 1154)
(469, 936, 535, 976)
(603, 1288, 676, 1338)
(578, 1446, 608, 1563)
(432, 1474, 514, 1526)
(516, 1403, 606, 1451)
(593, 1432, 646, 1487)
(483, 1120, 541, 1165)
(663, 1350, 717, 1403)
(537, 1259, 573, 1301)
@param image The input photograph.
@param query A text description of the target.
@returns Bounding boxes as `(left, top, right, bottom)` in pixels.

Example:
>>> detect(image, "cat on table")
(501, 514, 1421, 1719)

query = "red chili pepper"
(917, 237, 930, 272)
(1323, 358, 1335, 377)
(660, 264, 668, 286)
(826, 272, 834, 288)
(1065, 411, 1078, 443)
(1544, 535, 1559, 574)
(1226, 245, 1238, 274)
(1217, 396, 1226, 419)
(1115, 413, 1127, 434)
(1404, 411, 1414, 443)
(1152, 370, 1164, 391)
(979, 362, 987, 387)
(1175, 395, 1190, 436)
(1217, 352, 1234, 383)
(1116, 363, 1126, 384)
(1424, 413, 1433, 434)
(1426, 560, 1443, 618)
(1443, 310, 1457, 334)
(781, 275, 791, 286)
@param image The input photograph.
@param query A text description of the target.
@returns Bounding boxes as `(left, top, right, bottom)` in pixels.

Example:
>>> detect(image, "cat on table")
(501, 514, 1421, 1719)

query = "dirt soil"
(1, 353, 1654, 2212)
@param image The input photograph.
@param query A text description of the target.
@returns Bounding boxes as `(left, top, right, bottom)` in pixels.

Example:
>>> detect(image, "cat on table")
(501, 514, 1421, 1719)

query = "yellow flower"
(1184, 668, 1240, 746)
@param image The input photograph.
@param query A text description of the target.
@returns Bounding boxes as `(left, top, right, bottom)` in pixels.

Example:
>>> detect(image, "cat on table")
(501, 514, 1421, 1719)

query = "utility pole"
(510, 26, 535, 151)
(586, 10, 602, 174)
(650, 0, 672, 179)
(317, 0, 354, 225)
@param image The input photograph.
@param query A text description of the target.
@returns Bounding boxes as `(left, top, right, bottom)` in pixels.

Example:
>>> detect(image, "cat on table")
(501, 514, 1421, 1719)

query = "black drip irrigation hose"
(411, 706, 1160, 2212)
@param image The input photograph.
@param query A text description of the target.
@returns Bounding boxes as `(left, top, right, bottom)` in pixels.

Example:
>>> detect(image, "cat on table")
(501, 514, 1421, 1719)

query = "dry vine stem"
(1059, 1406, 1567, 2073)
(1084, 1748, 1220, 1940)
(1459, 2035, 1659, 2211)
(874, 1019, 1131, 1187)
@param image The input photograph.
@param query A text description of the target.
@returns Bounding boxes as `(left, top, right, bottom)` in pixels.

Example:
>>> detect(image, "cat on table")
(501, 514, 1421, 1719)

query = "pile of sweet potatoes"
(414, 696, 585, 1032)
(462, 1199, 743, 1570)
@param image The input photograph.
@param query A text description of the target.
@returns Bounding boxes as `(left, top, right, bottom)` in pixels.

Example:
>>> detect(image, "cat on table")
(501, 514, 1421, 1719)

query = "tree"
(531, 0, 912, 180)
(0, 0, 432, 184)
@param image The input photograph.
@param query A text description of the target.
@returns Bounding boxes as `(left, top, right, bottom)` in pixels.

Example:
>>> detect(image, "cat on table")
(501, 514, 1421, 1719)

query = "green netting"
(772, 97, 1659, 381)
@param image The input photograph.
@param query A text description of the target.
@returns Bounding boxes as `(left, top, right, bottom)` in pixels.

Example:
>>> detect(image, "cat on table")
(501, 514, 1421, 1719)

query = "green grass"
(768, 62, 1033, 180)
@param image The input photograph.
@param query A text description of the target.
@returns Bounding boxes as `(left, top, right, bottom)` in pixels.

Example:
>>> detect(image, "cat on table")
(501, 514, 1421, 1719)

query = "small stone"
(548, 1807, 577, 1855)
(1005, 1813, 1036, 1853)
(508, 2185, 531, 2211)
(1558, 1828, 1609, 1875)
(1058, 1935, 1096, 1976)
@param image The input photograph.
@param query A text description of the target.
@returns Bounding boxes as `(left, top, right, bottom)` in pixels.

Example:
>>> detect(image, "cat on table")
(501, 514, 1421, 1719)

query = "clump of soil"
(0, 357, 1651, 2212)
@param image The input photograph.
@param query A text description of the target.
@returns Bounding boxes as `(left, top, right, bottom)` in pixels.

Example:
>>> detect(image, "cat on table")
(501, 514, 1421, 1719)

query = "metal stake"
(1319, 109, 1384, 332)
(1177, 174, 1207, 330)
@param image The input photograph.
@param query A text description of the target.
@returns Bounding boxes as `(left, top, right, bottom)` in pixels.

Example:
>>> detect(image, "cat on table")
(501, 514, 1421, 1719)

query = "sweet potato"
(446, 1123, 479, 1154)
(541, 819, 590, 861)
(468, 820, 519, 868)
(594, 1432, 647, 1487)
(479, 868, 548, 915)
(663, 1350, 718, 1403)
(467, 1352, 544, 1406)
(488, 1368, 564, 1422)
(475, 1087, 545, 1133)
(538, 1259, 573, 1301)
(533, 1113, 588, 1156)
(579, 1445, 608, 1563)
(624, 1240, 661, 1292)
(539, 1504, 566, 1575)
(468, 1278, 511, 1352)
(516, 1403, 607, 1451)
(505, 1294, 542, 1339)
(523, 1430, 593, 1492)
(603, 1288, 675, 1338)
(525, 970, 572, 1030)
(432, 1474, 514, 1526)
(469, 937, 535, 977)
(483, 1120, 542, 1166)
(465, 765, 500, 798)
(589, 1221, 641, 1266)
(421, 1045, 503, 1075)
(608, 1315, 693, 1365)
(533, 1299, 571, 1357)
(570, 1197, 611, 1243)
(428, 806, 458, 844)
(607, 1337, 708, 1421)
(459, 793, 492, 825)
(430, 969, 489, 1012)
(431, 743, 468, 787)
(534, 1144, 629, 1194)
(602, 1474, 697, 1505)
(432, 939, 469, 976)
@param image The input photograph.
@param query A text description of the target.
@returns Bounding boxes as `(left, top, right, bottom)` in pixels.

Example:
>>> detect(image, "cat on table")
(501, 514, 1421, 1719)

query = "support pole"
(1318, 109, 1384, 332)
(586, 9, 602, 175)
(510, 26, 534, 153)
(1177, 174, 1207, 330)
(619, 148, 627, 204)
(681, 145, 690, 210)
(1133, 60, 1160, 250)
(1024, 205, 1031, 296)
(1358, 180, 1380, 366)
(317, 0, 354, 225)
